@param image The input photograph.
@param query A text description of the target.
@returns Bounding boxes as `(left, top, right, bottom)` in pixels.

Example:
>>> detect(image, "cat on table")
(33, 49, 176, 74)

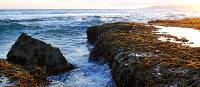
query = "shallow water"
(0, 9, 200, 87)
(0, 76, 15, 86)
(156, 26, 200, 47)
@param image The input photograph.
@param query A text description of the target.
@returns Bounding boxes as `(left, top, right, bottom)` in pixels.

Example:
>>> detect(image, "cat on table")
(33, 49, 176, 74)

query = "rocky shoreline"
(0, 33, 74, 86)
(148, 17, 200, 30)
(87, 22, 200, 86)
(1, 18, 200, 86)
(0, 59, 47, 86)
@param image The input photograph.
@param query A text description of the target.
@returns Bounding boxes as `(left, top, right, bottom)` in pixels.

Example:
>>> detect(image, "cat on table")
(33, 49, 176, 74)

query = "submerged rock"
(7, 33, 74, 75)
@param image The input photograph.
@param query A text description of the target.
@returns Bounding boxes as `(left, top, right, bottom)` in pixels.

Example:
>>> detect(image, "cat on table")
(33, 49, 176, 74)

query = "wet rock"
(148, 18, 200, 30)
(86, 22, 145, 44)
(88, 23, 157, 87)
(0, 59, 47, 86)
(22, 65, 47, 82)
(7, 33, 74, 75)
(87, 22, 200, 86)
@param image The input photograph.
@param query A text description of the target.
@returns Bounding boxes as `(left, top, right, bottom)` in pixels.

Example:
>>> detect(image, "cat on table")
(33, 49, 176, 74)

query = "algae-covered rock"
(7, 33, 74, 75)
(0, 59, 47, 86)
(87, 22, 149, 44)
(87, 22, 200, 87)
(148, 17, 200, 30)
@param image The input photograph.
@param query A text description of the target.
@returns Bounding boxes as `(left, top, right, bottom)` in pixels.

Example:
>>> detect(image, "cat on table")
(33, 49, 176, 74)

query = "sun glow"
(188, 5, 200, 11)
(0, 0, 200, 9)
(179, 0, 200, 11)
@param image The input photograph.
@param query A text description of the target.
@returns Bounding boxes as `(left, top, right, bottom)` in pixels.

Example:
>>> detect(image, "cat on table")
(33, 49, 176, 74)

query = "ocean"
(0, 9, 200, 87)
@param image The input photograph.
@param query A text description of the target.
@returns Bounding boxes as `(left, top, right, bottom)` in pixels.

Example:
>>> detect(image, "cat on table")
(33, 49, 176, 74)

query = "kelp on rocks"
(148, 17, 200, 30)
(0, 33, 75, 86)
(87, 22, 200, 87)
(0, 59, 47, 86)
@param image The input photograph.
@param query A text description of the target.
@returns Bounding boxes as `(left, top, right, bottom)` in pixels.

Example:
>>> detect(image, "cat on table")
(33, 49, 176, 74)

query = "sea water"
(0, 9, 200, 87)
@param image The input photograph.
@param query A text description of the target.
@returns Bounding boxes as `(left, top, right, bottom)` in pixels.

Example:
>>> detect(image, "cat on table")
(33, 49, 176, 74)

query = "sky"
(0, 0, 199, 9)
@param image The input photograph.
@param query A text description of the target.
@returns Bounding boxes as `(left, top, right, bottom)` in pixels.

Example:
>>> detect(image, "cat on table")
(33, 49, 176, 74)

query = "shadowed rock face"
(7, 33, 74, 75)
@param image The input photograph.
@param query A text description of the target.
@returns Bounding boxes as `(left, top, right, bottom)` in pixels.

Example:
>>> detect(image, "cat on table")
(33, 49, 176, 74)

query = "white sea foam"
(0, 9, 200, 87)
(156, 26, 200, 47)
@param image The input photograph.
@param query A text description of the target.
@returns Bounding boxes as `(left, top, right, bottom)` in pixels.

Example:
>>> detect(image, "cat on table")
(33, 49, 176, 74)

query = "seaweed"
(88, 22, 200, 86)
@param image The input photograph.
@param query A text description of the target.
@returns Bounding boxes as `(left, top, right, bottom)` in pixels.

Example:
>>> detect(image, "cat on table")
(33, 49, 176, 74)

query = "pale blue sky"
(0, 0, 199, 9)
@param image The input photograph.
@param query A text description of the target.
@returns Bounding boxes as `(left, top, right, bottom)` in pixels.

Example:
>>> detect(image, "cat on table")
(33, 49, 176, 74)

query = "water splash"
(0, 76, 15, 86)
(0, 9, 200, 87)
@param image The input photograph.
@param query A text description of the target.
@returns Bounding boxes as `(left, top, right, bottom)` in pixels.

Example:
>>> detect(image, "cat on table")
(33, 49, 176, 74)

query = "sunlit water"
(0, 9, 200, 87)
(156, 26, 200, 47)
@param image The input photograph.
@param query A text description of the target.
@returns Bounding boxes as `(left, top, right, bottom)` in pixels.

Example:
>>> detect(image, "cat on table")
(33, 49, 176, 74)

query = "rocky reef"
(87, 22, 200, 87)
(0, 59, 47, 86)
(148, 17, 200, 30)
(1, 33, 74, 86)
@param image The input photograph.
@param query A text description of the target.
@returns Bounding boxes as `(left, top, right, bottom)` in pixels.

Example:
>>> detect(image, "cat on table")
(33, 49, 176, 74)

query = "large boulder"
(7, 33, 74, 75)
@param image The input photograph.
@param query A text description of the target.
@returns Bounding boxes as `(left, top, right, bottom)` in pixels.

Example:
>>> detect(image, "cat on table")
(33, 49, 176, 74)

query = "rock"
(22, 65, 47, 82)
(7, 33, 74, 75)
(0, 59, 48, 86)
(88, 23, 156, 87)
(87, 22, 200, 86)
(148, 18, 200, 30)
(87, 22, 143, 44)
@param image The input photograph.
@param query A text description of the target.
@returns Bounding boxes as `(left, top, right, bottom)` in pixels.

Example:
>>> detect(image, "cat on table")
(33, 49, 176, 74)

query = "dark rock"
(22, 65, 47, 81)
(87, 22, 200, 86)
(87, 23, 156, 87)
(86, 22, 143, 44)
(7, 33, 74, 75)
